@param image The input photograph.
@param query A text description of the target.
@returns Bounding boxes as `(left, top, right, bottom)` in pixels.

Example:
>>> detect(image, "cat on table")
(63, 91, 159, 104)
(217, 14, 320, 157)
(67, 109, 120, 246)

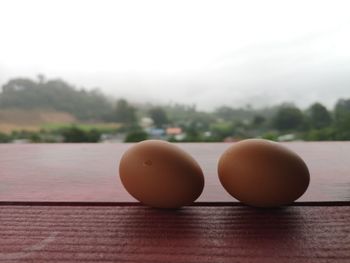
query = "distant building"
(100, 133, 125, 143)
(148, 128, 165, 139)
(166, 127, 185, 141)
(166, 127, 182, 135)
(139, 117, 154, 129)
(277, 134, 296, 142)
(12, 139, 30, 144)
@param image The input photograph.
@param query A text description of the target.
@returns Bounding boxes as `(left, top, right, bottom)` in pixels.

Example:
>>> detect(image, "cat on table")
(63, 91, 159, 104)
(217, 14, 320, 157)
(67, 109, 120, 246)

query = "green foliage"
(251, 115, 266, 127)
(214, 106, 254, 121)
(183, 121, 203, 142)
(149, 107, 168, 128)
(162, 104, 215, 134)
(42, 123, 120, 133)
(272, 105, 305, 131)
(261, 132, 279, 141)
(303, 128, 337, 141)
(210, 121, 234, 139)
(0, 132, 10, 142)
(113, 99, 137, 125)
(163, 103, 197, 122)
(124, 130, 148, 142)
(0, 123, 120, 143)
(333, 99, 350, 140)
(61, 126, 101, 142)
(11, 130, 35, 141)
(307, 102, 332, 129)
(29, 133, 41, 143)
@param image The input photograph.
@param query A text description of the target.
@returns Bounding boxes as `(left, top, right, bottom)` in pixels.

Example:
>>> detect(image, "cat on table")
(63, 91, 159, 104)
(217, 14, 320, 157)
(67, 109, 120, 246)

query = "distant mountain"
(0, 77, 114, 121)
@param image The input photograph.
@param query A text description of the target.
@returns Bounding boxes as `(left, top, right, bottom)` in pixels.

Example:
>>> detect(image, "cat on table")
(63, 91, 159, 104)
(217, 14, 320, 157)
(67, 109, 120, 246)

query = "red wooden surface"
(0, 142, 350, 262)
(0, 142, 350, 202)
(0, 204, 349, 263)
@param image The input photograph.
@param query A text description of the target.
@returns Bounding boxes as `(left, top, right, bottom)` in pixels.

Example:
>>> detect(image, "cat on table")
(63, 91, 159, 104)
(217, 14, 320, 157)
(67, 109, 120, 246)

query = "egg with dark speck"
(218, 139, 310, 207)
(119, 140, 204, 209)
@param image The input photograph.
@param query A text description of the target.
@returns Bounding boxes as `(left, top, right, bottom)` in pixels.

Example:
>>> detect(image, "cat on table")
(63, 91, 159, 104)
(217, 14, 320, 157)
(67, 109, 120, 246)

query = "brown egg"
(218, 139, 310, 207)
(119, 140, 204, 209)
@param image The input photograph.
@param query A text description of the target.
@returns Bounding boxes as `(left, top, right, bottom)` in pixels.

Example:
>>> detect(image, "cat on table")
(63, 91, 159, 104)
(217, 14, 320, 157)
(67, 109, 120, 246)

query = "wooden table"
(0, 142, 349, 262)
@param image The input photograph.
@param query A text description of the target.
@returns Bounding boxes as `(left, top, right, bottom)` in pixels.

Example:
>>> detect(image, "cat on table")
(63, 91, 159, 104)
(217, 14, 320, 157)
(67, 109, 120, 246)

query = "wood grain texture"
(0, 204, 349, 263)
(0, 142, 350, 202)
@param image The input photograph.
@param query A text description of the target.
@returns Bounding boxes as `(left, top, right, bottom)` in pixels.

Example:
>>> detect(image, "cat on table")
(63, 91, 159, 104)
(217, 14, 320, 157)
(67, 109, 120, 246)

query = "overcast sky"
(0, 0, 350, 110)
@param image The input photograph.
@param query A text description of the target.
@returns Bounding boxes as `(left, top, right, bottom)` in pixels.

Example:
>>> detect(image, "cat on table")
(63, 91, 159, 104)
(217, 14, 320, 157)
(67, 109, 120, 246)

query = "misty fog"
(1, 0, 349, 110)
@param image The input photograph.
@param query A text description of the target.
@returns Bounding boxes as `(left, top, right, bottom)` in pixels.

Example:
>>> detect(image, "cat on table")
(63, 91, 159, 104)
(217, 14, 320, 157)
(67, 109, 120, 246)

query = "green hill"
(0, 77, 114, 121)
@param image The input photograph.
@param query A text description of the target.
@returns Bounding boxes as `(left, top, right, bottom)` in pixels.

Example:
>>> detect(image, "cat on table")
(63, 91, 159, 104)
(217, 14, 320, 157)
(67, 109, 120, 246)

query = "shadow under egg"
(111, 205, 205, 240)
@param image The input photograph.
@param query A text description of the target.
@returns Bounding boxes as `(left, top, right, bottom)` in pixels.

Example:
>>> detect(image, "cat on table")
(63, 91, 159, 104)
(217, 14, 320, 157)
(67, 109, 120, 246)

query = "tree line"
(1, 76, 350, 142)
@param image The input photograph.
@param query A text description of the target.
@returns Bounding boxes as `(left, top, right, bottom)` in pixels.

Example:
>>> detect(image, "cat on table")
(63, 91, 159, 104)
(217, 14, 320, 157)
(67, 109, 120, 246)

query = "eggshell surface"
(119, 140, 204, 208)
(218, 139, 310, 207)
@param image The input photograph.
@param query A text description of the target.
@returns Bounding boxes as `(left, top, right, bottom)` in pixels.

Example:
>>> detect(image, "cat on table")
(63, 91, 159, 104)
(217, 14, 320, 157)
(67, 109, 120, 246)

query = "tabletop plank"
(0, 142, 350, 202)
(0, 204, 349, 263)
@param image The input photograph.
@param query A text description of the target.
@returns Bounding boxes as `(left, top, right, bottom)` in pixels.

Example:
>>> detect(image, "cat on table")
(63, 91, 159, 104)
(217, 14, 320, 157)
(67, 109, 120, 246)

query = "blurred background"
(0, 0, 350, 143)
